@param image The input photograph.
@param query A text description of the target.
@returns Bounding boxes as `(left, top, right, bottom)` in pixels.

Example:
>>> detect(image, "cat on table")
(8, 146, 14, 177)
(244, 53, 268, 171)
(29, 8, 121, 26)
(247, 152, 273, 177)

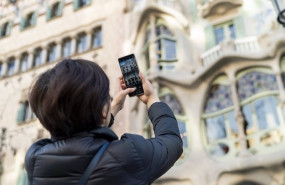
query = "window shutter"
(31, 12, 37, 26)
(0, 26, 2, 37)
(6, 21, 12, 35)
(20, 18, 26, 31)
(233, 16, 246, 38)
(46, 6, 52, 20)
(58, 0, 64, 16)
(16, 103, 25, 123)
(205, 25, 215, 49)
(73, 0, 79, 10)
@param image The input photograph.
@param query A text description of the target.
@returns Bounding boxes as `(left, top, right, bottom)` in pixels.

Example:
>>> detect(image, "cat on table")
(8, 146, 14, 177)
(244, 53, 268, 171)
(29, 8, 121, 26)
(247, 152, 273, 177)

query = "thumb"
(139, 72, 146, 83)
(121, 87, 136, 95)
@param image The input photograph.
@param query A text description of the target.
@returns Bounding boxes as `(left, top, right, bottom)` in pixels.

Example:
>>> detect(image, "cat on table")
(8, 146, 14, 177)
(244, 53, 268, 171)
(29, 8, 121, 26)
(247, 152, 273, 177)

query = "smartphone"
(118, 54, 144, 97)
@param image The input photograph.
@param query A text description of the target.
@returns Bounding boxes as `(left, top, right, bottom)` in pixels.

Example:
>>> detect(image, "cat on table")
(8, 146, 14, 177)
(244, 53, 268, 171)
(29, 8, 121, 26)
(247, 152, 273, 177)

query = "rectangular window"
(7, 58, 15, 76)
(20, 53, 29, 72)
(62, 38, 72, 57)
(17, 101, 35, 124)
(73, 0, 91, 10)
(21, 12, 37, 30)
(0, 62, 3, 77)
(47, 1, 63, 20)
(214, 21, 236, 44)
(92, 27, 102, 48)
(76, 33, 87, 53)
(33, 48, 42, 67)
(0, 21, 12, 38)
(47, 43, 57, 62)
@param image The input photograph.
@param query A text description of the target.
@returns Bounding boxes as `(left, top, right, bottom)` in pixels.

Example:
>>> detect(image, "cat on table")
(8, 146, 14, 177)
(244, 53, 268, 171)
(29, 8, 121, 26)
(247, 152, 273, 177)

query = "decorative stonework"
(199, 0, 242, 19)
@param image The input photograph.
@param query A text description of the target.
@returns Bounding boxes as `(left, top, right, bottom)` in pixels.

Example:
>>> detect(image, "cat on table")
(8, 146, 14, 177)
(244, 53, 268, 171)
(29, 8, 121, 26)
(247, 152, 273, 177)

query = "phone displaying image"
(118, 54, 144, 97)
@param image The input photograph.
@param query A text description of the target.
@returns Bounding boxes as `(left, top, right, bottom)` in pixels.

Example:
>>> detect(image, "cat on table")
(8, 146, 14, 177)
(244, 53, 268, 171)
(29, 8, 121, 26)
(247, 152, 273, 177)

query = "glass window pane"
(162, 38, 176, 60)
(229, 24, 236, 39)
(20, 54, 28, 72)
(0, 62, 3, 76)
(204, 84, 233, 113)
(7, 58, 15, 75)
(77, 33, 87, 53)
(34, 49, 42, 67)
(206, 115, 226, 142)
(92, 28, 102, 48)
(254, 96, 280, 130)
(160, 94, 184, 115)
(237, 71, 278, 101)
(62, 38, 71, 57)
(214, 27, 224, 44)
(228, 111, 238, 137)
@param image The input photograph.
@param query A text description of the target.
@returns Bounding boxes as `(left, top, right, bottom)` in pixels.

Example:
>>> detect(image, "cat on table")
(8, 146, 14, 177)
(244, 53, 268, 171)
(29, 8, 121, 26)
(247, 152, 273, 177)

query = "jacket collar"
(51, 127, 119, 142)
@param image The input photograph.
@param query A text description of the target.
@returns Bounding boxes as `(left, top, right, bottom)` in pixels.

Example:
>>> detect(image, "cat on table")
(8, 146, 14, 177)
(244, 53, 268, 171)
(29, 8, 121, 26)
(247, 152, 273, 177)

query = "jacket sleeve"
(122, 102, 183, 183)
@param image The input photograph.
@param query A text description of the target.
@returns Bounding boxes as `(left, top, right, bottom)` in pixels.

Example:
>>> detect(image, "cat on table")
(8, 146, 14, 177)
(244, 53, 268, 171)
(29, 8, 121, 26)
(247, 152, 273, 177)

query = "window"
(237, 68, 282, 150)
(204, 16, 245, 49)
(47, 43, 57, 62)
(73, 0, 91, 10)
(214, 22, 236, 44)
(7, 57, 15, 76)
(20, 53, 29, 72)
(143, 18, 177, 71)
(0, 62, 3, 77)
(62, 37, 72, 57)
(33, 48, 43, 67)
(92, 27, 102, 48)
(20, 12, 37, 30)
(17, 101, 35, 124)
(145, 87, 189, 163)
(46, 1, 63, 20)
(0, 21, 12, 38)
(76, 32, 88, 53)
(202, 75, 237, 157)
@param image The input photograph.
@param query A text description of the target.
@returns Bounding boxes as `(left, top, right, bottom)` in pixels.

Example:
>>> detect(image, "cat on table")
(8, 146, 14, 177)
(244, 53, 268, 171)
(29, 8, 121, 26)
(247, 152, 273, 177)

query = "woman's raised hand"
(111, 76, 135, 117)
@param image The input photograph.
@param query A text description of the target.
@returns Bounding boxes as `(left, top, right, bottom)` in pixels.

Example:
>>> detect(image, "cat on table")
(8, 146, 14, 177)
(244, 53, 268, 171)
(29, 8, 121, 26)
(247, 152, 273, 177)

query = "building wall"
(1, 0, 285, 185)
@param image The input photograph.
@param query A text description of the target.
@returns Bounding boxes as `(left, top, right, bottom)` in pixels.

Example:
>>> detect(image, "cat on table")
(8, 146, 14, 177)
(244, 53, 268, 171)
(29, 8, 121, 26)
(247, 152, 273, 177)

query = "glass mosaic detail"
(206, 115, 227, 143)
(237, 71, 278, 101)
(160, 94, 184, 115)
(204, 84, 233, 114)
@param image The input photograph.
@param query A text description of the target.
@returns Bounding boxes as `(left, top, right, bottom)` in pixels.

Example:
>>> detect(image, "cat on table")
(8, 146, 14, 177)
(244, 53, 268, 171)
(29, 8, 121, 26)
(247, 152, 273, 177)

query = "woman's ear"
(102, 103, 108, 119)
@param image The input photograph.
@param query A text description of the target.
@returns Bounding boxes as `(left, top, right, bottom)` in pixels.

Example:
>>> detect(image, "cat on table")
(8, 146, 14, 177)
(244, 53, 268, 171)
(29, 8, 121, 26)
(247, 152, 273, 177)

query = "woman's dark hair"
(29, 59, 110, 138)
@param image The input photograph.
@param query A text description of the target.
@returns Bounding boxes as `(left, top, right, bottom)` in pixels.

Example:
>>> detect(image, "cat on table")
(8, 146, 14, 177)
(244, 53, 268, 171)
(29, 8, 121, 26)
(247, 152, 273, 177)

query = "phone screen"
(118, 54, 144, 97)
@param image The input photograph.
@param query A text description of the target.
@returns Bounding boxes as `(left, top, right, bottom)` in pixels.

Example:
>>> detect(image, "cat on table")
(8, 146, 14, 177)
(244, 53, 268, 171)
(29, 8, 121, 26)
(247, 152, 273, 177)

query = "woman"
(25, 59, 183, 185)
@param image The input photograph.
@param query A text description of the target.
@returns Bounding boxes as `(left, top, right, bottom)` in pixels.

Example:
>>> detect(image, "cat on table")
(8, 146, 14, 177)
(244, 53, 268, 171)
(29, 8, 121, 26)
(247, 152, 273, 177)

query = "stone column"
(41, 44, 48, 64)
(27, 49, 34, 69)
(70, 35, 77, 56)
(1, 62, 7, 77)
(55, 40, 62, 60)
(14, 55, 21, 74)
(229, 74, 251, 157)
(274, 70, 285, 104)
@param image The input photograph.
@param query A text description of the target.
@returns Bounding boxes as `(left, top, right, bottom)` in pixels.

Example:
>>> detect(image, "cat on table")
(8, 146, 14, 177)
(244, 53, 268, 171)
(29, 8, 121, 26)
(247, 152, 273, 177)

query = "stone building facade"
(1, 0, 285, 185)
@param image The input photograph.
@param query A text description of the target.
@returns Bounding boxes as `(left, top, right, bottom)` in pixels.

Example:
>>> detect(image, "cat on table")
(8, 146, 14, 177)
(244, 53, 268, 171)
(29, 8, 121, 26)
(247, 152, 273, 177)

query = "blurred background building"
(0, 0, 285, 184)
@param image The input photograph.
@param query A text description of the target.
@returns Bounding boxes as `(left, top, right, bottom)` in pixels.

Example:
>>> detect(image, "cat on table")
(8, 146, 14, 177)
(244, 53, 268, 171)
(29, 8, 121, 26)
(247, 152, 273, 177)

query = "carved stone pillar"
(274, 70, 285, 105)
(229, 75, 251, 157)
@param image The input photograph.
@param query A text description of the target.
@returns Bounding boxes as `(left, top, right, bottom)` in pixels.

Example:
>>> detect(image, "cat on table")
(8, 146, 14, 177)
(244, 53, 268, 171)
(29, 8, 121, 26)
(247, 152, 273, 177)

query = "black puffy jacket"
(25, 102, 183, 185)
